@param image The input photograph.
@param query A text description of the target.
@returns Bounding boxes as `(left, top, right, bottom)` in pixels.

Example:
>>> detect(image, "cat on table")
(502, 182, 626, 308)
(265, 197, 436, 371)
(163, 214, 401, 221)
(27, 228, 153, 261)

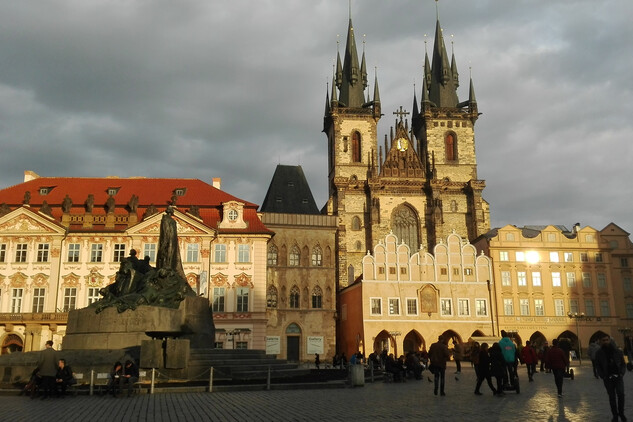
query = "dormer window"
(107, 187, 120, 196)
(228, 209, 238, 221)
(174, 188, 186, 196)
(39, 187, 52, 195)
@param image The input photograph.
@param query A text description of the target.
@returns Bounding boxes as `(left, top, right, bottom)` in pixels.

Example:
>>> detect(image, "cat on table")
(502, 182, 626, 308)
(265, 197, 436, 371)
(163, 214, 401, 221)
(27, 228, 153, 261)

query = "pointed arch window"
(391, 205, 419, 252)
(352, 131, 361, 162)
(445, 132, 457, 161)
(267, 245, 278, 266)
(267, 285, 278, 308)
(312, 286, 323, 309)
(289, 286, 300, 309)
(351, 216, 361, 231)
(289, 246, 300, 267)
(311, 246, 322, 266)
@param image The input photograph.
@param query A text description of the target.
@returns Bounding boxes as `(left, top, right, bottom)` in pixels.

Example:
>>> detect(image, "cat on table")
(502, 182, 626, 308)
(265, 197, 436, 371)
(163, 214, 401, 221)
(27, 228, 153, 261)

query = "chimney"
(212, 178, 221, 190)
(24, 170, 40, 182)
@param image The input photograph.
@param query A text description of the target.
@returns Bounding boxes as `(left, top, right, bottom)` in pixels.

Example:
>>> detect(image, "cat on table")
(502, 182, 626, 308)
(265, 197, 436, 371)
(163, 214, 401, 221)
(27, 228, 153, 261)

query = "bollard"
(208, 367, 213, 393)
(90, 370, 94, 396)
(150, 368, 155, 394)
(266, 365, 271, 391)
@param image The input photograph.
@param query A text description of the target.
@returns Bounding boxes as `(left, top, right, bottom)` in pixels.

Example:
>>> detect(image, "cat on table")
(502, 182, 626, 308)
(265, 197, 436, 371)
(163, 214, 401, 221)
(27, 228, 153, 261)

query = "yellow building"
(0, 171, 273, 353)
(473, 223, 633, 356)
(338, 232, 494, 358)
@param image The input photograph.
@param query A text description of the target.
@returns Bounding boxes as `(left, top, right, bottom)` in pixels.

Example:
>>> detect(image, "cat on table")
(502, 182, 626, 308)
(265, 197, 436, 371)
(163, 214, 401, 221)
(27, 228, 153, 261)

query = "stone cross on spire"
(393, 106, 409, 122)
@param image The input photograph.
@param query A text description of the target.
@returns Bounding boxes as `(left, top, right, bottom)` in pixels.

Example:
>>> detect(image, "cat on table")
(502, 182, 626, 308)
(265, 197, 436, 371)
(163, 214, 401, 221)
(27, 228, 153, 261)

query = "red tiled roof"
(0, 176, 272, 235)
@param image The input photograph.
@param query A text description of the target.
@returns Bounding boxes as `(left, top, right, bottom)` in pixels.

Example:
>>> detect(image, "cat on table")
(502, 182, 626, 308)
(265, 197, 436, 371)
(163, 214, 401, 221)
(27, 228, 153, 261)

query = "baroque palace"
(1, 5, 632, 362)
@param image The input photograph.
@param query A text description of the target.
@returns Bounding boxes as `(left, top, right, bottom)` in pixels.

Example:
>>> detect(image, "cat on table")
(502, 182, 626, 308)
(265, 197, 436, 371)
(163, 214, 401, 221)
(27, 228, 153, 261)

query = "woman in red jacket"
(545, 339, 569, 398)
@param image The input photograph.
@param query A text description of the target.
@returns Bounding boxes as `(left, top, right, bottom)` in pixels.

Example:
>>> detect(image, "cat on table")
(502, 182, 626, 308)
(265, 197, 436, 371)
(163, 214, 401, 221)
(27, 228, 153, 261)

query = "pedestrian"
(106, 361, 123, 397)
(545, 339, 569, 398)
(120, 360, 139, 398)
(499, 330, 517, 387)
(474, 343, 497, 396)
(36, 340, 58, 400)
(428, 335, 451, 396)
(588, 339, 601, 379)
(540, 341, 550, 372)
(520, 340, 538, 382)
(55, 359, 75, 397)
(453, 339, 464, 374)
(594, 334, 626, 422)
(315, 353, 320, 370)
(489, 342, 506, 396)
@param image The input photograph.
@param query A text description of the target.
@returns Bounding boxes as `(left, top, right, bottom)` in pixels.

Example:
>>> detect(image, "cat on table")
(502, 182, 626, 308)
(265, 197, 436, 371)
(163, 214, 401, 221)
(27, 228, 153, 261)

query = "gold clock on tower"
(396, 137, 409, 152)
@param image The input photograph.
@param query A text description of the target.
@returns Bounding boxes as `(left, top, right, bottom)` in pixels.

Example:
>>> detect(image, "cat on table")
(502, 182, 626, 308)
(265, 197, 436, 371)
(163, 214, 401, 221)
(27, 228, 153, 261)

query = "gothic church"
(323, 11, 491, 290)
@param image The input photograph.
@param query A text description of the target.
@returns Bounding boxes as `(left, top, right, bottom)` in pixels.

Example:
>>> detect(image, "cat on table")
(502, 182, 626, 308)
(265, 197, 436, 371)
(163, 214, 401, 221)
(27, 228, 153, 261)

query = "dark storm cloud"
(0, 1, 631, 233)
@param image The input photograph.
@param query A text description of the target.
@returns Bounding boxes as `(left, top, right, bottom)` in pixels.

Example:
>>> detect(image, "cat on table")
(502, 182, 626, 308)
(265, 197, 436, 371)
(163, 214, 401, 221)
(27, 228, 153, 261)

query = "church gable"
(0, 208, 65, 235)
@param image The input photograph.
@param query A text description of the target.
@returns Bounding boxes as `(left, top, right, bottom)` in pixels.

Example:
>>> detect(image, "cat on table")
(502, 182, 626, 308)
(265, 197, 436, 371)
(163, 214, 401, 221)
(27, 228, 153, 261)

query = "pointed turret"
(429, 20, 459, 107)
(324, 85, 330, 117)
(424, 51, 432, 88)
(468, 76, 479, 121)
(361, 51, 368, 88)
(451, 51, 459, 88)
(373, 74, 381, 105)
(412, 87, 419, 117)
(335, 52, 343, 88)
(338, 19, 366, 108)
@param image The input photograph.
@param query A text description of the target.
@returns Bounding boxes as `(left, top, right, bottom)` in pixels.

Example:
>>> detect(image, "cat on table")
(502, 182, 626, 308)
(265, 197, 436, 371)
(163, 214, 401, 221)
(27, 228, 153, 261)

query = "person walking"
(428, 335, 451, 396)
(489, 343, 506, 396)
(499, 330, 517, 387)
(453, 339, 464, 374)
(545, 339, 569, 398)
(520, 340, 538, 382)
(595, 334, 627, 422)
(474, 343, 497, 396)
(588, 339, 601, 379)
(36, 340, 58, 399)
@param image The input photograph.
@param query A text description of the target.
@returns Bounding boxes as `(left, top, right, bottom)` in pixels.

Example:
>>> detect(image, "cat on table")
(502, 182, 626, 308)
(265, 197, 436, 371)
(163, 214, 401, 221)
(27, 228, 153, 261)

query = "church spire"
(338, 17, 366, 108)
(429, 19, 459, 107)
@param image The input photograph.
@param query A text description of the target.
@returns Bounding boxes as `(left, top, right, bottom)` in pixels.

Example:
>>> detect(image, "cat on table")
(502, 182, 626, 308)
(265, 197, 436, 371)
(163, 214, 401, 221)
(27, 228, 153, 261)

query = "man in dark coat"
(428, 335, 451, 396)
(595, 334, 627, 422)
(545, 339, 569, 398)
(36, 340, 58, 399)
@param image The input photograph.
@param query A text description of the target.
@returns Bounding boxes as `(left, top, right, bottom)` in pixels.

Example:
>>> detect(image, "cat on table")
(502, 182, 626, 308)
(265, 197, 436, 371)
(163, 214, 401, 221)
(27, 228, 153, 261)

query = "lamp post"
(567, 312, 584, 365)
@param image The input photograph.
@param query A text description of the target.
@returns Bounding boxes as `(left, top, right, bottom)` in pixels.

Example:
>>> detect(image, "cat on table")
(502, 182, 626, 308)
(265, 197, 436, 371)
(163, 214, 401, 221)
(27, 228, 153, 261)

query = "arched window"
(352, 131, 361, 162)
(289, 286, 300, 309)
(351, 216, 361, 231)
(450, 200, 457, 212)
(311, 246, 322, 266)
(312, 286, 323, 309)
(289, 246, 300, 266)
(391, 205, 419, 252)
(267, 245, 278, 266)
(267, 285, 278, 308)
(445, 132, 457, 161)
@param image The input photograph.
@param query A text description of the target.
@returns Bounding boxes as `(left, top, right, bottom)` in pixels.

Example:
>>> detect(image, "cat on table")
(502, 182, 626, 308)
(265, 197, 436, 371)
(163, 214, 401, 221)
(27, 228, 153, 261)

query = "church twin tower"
(323, 9, 490, 288)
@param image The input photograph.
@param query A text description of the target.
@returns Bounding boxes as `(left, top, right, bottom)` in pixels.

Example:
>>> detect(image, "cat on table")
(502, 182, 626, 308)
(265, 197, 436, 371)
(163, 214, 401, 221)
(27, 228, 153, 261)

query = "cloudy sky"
(1, 1, 632, 234)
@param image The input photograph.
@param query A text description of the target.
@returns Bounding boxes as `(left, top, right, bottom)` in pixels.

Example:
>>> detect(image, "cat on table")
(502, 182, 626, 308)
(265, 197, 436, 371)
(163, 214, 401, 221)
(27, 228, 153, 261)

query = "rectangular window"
(580, 253, 588, 263)
(552, 272, 561, 287)
(569, 299, 579, 314)
(370, 298, 382, 315)
(236, 287, 249, 312)
(0, 243, 6, 262)
(566, 272, 576, 287)
(564, 252, 573, 262)
(584, 299, 595, 316)
(63, 287, 77, 312)
(499, 251, 509, 261)
(212, 287, 225, 312)
(595, 252, 603, 263)
(597, 273, 607, 289)
(554, 299, 565, 316)
(312, 293, 322, 309)
(600, 300, 610, 316)
(235, 341, 248, 350)
(32, 288, 45, 313)
(464, 268, 473, 276)
(15, 243, 27, 263)
(458, 299, 470, 316)
(549, 252, 559, 263)
(143, 244, 156, 262)
(516, 251, 525, 262)
(67, 243, 80, 262)
(186, 243, 199, 262)
(388, 298, 400, 315)
(440, 299, 452, 316)
(476, 299, 487, 316)
(406, 298, 418, 315)
(582, 272, 591, 288)
(400, 267, 407, 275)
(622, 258, 629, 267)
(214, 244, 227, 263)
(113, 244, 126, 263)
(501, 271, 511, 286)
(237, 244, 250, 263)
(517, 271, 527, 286)
(503, 298, 514, 316)
(520, 299, 530, 316)
(532, 271, 542, 287)
(36, 243, 49, 262)
(624, 277, 633, 292)
(534, 299, 544, 316)
(627, 303, 633, 319)
(11, 288, 23, 313)
(214, 342, 224, 349)
(452, 268, 460, 276)
(90, 244, 103, 263)
(87, 287, 101, 305)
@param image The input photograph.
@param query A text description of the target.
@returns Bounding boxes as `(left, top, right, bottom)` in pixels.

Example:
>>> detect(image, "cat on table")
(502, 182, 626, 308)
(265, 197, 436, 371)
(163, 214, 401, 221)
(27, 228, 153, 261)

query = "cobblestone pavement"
(2, 364, 631, 421)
